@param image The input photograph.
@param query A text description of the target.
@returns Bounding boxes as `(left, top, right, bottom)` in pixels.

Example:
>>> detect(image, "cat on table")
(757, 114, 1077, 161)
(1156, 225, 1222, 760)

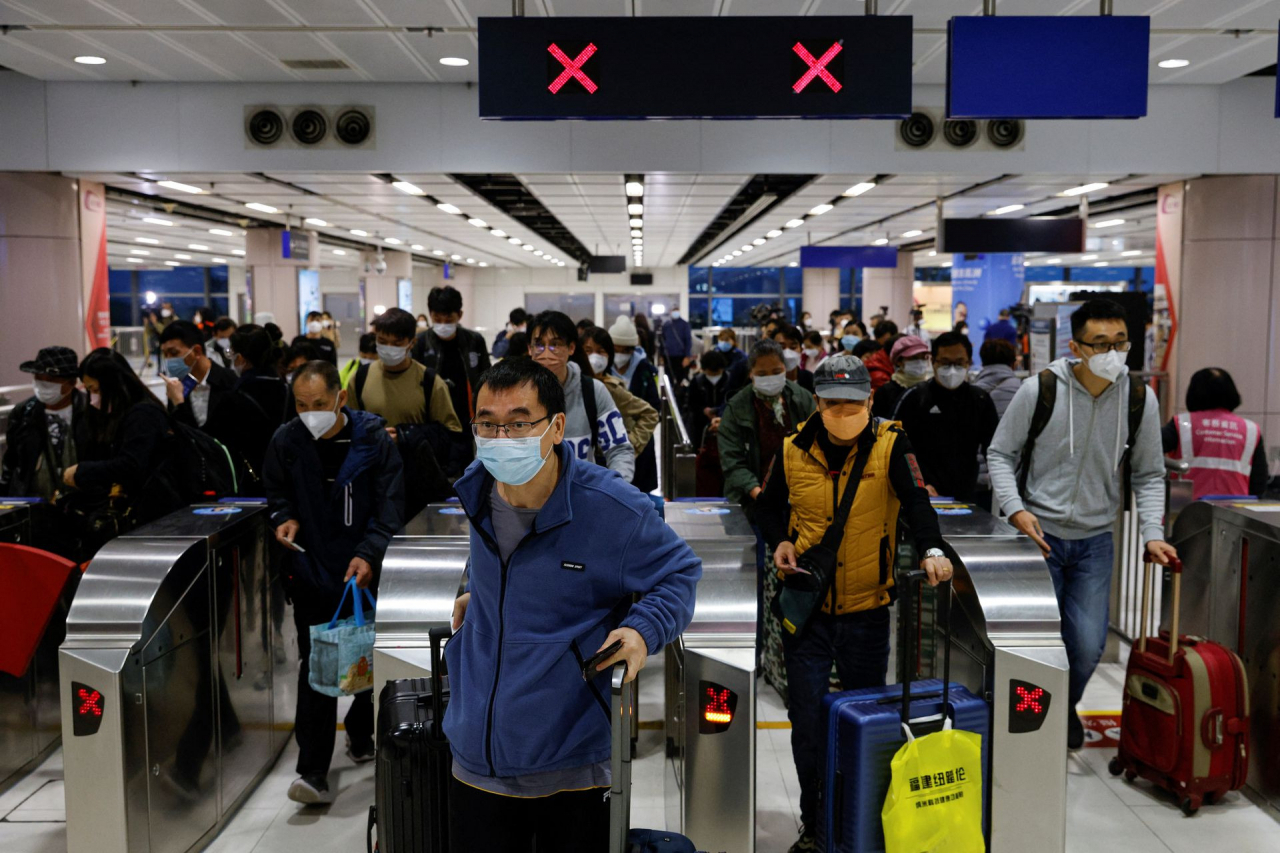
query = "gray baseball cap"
(812, 354, 871, 401)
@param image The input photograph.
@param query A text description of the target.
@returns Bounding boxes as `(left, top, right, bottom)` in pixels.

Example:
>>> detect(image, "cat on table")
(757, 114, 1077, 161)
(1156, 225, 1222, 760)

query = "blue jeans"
(783, 608, 891, 828)
(1043, 531, 1115, 708)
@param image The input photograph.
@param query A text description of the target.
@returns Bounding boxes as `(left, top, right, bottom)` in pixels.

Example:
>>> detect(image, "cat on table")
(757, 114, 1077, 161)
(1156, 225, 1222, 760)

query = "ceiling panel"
(181, 0, 298, 26)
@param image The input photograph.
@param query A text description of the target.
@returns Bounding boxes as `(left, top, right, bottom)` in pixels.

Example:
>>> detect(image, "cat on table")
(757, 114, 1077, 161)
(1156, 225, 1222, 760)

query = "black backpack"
(168, 420, 239, 501)
(351, 361, 437, 413)
(1016, 369, 1146, 499)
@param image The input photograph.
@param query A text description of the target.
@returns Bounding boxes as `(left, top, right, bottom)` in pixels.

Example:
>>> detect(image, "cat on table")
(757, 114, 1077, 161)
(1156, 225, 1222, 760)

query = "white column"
(802, 268, 840, 324)
(245, 227, 319, 339)
(862, 251, 915, 325)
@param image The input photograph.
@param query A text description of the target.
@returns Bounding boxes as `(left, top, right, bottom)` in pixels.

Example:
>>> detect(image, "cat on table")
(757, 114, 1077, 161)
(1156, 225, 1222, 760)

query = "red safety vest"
(1171, 409, 1260, 499)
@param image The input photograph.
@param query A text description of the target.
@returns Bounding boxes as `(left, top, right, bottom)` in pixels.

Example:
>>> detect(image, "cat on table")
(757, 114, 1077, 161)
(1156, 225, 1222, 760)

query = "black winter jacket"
(262, 408, 405, 595)
(75, 400, 179, 527)
(0, 391, 90, 498)
(411, 325, 491, 422)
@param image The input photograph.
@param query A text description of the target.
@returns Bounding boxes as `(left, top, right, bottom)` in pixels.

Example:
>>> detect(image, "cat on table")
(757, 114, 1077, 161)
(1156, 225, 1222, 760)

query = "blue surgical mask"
(716, 340, 732, 352)
(164, 351, 192, 381)
(474, 420, 557, 486)
(841, 334, 859, 351)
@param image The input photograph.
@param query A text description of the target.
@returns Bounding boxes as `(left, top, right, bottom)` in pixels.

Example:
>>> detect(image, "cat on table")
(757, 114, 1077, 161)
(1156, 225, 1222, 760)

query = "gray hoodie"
(561, 360, 636, 483)
(987, 358, 1166, 545)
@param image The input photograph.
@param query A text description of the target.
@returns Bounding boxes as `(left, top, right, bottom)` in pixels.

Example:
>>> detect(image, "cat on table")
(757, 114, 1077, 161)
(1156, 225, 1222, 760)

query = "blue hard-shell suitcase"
(817, 574, 990, 853)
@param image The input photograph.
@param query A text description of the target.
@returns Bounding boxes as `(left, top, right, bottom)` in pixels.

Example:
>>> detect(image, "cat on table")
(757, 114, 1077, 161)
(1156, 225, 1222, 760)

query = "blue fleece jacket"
(443, 443, 701, 779)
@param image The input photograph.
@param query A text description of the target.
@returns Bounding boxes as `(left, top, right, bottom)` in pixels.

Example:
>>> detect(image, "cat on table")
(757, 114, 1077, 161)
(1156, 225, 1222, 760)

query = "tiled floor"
(4, 655, 1278, 853)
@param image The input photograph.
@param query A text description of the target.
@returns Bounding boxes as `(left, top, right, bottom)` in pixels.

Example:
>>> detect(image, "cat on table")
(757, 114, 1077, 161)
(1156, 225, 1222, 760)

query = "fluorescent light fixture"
(436, 202, 462, 214)
(753, 238, 766, 246)
(625, 181, 644, 198)
(491, 229, 507, 238)
(373, 304, 387, 315)
(393, 181, 426, 196)
(143, 217, 173, 226)
(433, 249, 445, 256)
(633, 238, 644, 245)
(126, 257, 143, 263)
(231, 249, 246, 256)
(732, 250, 743, 256)
(164, 261, 181, 266)
(439, 57, 470, 67)
(942, 261, 953, 268)
(873, 238, 889, 246)
(1061, 182, 1109, 197)
(1158, 58, 1190, 69)
(187, 243, 209, 251)
(465, 258, 475, 264)
(631, 229, 643, 238)
(1044, 258, 1062, 264)
(467, 217, 487, 228)
(384, 237, 402, 245)
(902, 229, 923, 238)
(411, 244, 424, 251)
(209, 228, 233, 237)
(928, 250, 937, 257)
(789, 261, 799, 267)
(479, 262, 489, 267)
(809, 203, 834, 216)
(989, 204, 1025, 215)
(305, 218, 329, 227)
(508, 237, 522, 245)
(629, 218, 643, 228)
(534, 250, 544, 256)
(210, 257, 227, 263)
(1094, 262, 1110, 267)
(245, 202, 278, 214)
(627, 203, 643, 216)
(1121, 249, 1143, 257)
(742, 245, 754, 252)
(130, 249, 150, 255)
(766, 230, 783, 238)
(332, 249, 347, 256)
(75, 55, 106, 65)
(785, 219, 804, 229)
(1091, 218, 1126, 229)
(350, 229, 368, 236)
(1080, 254, 1098, 260)
(173, 253, 192, 260)
(522, 244, 533, 251)
(451, 254, 462, 260)
(157, 180, 203, 194)
(843, 182, 876, 197)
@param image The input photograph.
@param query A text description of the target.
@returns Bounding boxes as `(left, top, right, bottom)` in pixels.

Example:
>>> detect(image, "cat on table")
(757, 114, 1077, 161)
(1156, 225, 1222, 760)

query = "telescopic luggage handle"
(610, 663, 632, 853)
(1138, 552, 1183, 665)
(428, 626, 451, 739)
(898, 568, 953, 735)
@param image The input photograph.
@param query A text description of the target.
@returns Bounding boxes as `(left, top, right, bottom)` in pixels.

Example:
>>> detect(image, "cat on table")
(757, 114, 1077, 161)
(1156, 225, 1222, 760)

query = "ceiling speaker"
(986, 119, 1025, 148)
(898, 112, 935, 148)
(335, 109, 372, 146)
(291, 109, 328, 145)
(247, 109, 284, 146)
(942, 119, 979, 148)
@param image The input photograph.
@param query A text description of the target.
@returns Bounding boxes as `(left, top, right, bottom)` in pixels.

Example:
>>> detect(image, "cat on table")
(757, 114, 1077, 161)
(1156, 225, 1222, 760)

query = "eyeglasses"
(1075, 339, 1132, 354)
(471, 415, 552, 439)
(532, 343, 566, 355)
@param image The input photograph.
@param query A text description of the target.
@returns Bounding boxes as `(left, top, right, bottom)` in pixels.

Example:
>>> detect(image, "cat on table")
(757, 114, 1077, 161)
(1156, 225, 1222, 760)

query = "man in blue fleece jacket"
(444, 357, 700, 852)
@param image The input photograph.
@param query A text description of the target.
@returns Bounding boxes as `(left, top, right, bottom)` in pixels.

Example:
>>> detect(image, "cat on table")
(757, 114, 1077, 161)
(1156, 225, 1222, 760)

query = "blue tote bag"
(308, 578, 377, 698)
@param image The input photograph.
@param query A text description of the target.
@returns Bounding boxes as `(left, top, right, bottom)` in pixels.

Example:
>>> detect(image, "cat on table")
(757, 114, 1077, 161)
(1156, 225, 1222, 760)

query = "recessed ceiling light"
(305, 218, 329, 227)
(1080, 254, 1098, 260)
(631, 229, 643, 238)
(157, 180, 203, 194)
(436, 202, 462, 215)
(465, 258, 475, 264)
(384, 237, 402, 245)
(412, 244, 424, 251)
(1044, 258, 1062, 264)
(902, 229, 923, 238)
(231, 249, 246, 255)
(245, 202, 278, 214)
(164, 260, 181, 266)
(629, 218, 643, 228)
(766, 230, 783, 238)
(928, 250, 937, 257)
(1158, 59, 1190, 69)
(173, 253, 191, 260)
(1091, 218, 1126, 229)
(843, 182, 876, 197)
(187, 243, 209, 251)
(208, 228, 233, 237)
(143, 217, 173, 226)
(125, 257, 143, 263)
(211, 257, 227, 263)
(633, 238, 644, 245)
(809, 203, 834, 216)
(522, 244, 534, 251)
(393, 181, 426, 196)
(752, 238, 766, 246)
(332, 249, 347, 256)
(785, 219, 804, 229)
(741, 245, 754, 252)
(479, 262, 489, 267)
(467, 217, 488, 228)
(732, 250, 743, 256)
(350, 229, 368, 236)
(789, 261, 800, 267)
(491, 229, 507, 237)
(439, 57, 470, 67)
(433, 249, 444, 256)
(504, 237, 520, 245)
(1094, 261, 1110, 267)
(625, 181, 644, 198)
(942, 261, 953, 268)
(989, 204, 1025, 215)
(534, 250, 544, 256)
(627, 203, 643, 216)
(873, 238, 889, 246)
(451, 254, 462, 260)
(1061, 182, 1109, 197)
(1121, 249, 1143, 257)
(130, 249, 150, 255)
(74, 56, 106, 65)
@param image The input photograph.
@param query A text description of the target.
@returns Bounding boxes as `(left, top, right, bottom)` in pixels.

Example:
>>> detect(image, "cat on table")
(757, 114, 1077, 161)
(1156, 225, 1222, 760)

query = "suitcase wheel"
(1180, 796, 1201, 817)
(1107, 757, 1123, 777)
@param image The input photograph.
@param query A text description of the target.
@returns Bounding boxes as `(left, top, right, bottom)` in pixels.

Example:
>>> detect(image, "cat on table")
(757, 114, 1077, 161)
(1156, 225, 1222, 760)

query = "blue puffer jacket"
(444, 443, 701, 779)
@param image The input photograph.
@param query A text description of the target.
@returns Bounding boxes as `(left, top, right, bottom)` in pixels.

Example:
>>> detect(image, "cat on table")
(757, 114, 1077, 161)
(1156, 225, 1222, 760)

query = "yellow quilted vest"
(781, 417, 901, 615)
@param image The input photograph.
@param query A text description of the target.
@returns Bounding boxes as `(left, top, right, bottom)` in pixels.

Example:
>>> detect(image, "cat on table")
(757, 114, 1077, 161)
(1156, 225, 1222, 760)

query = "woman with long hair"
(580, 326, 661, 493)
(220, 324, 291, 484)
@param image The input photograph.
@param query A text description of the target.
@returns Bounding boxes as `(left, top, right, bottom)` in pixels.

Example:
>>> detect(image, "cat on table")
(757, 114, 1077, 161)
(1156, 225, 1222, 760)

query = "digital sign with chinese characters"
(479, 16, 912, 120)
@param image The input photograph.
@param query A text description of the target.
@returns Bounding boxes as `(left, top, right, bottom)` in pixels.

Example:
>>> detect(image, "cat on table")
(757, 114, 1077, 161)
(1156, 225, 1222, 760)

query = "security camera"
(374, 257, 388, 275)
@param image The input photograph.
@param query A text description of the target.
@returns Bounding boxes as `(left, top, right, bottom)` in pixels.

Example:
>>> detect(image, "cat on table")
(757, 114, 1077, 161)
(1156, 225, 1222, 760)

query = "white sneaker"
(288, 775, 334, 805)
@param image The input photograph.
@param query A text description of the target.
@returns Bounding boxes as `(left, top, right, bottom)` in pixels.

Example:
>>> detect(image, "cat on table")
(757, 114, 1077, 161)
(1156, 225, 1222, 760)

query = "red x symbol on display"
(792, 41, 843, 93)
(1015, 686, 1044, 714)
(77, 688, 103, 718)
(548, 42, 599, 94)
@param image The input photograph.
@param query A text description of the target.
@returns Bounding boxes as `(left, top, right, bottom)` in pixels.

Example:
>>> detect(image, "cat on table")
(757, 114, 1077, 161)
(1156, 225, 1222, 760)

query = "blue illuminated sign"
(800, 246, 899, 269)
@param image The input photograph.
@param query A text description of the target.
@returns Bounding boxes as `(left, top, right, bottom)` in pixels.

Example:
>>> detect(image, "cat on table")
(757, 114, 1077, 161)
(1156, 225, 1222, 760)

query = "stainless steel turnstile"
(0, 499, 35, 544)
(662, 500, 758, 853)
(60, 503, 298, 853)
(1168, 499, 1280, 811)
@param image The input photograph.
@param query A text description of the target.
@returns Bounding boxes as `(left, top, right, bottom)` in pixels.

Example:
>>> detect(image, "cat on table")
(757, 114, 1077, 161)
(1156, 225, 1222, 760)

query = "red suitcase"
(1108, 555, 1250, 814)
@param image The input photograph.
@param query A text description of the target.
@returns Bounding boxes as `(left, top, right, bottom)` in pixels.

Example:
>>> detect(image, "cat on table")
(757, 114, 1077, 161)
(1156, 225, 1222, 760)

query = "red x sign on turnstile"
(792, 41, 843, 93)
(1015, 685, 1045, 714)
(548, 42, 599, 94)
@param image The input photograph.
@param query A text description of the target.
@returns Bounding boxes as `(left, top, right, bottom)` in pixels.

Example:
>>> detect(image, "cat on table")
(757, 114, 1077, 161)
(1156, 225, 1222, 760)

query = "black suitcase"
(368, 627, 451, 853)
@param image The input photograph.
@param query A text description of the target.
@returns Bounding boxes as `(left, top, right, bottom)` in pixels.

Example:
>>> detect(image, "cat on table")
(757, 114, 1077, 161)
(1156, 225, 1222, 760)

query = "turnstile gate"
(59, 503, 297, 853)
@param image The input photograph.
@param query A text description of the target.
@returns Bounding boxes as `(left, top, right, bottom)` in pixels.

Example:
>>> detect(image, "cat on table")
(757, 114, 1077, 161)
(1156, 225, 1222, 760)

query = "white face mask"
(935, 365, 967, 390)
(216, 338, 232, 353)
(587, 353, 609, 374)
(433, 323, 458, 339)
(670, 311, 681, 320)
(417, 320, 429, 331)
(802, 347, 820, 359)
(752, 373, 787, 396)
(781, 349, 802, 372)
(903, 359, 931, 378)
(322, 319, 333, 329)
(1087, 349, 1127, 383)
(704, 372, 723, 386)
(614, 351, 632, 369)
(307, 321, 323, 334)
(160, 308, 172, 318)
(33, 379, 69, 405)
(377, 343, 409, 367)
(359, 357, 375, 366)
(299, 399, 341, 440)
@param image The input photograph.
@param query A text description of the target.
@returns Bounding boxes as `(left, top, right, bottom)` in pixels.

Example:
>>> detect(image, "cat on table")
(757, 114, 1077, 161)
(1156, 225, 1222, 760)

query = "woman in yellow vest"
(756, 354, 954, 853)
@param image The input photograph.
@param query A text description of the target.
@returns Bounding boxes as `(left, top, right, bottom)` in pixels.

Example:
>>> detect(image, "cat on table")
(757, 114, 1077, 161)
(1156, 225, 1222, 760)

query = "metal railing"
(1109, 458, 1190, 644)
(655, 369, 696, 499)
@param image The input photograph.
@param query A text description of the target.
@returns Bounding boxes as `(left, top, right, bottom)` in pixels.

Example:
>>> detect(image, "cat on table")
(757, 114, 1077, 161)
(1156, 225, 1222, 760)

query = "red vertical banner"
(1154, 183, 1183, 421)
(80, 184, 111, 350)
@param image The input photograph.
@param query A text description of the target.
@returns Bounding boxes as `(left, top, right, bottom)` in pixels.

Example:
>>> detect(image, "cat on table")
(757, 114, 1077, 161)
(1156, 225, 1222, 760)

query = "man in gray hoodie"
(988, 299, 1177, 750)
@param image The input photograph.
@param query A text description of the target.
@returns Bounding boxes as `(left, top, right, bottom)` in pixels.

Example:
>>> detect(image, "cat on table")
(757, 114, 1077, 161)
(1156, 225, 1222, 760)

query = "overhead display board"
(478, 16, 913, 120)
(947, 16, 1149, 119)
(800, 245, 899, 268)
(940, 218, 1084, 254)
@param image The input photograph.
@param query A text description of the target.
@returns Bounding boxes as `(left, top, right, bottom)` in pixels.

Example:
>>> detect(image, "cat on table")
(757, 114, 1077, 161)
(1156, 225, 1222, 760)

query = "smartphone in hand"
(281, 539, 306, 553)
(581, 639, 623, 681)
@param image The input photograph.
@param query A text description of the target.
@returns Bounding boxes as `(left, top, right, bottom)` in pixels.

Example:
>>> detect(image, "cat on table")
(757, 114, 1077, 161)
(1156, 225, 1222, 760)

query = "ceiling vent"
(281, 59, 350, 70)
(896, 108, 1025, 153)
(244, 105, 375, 150)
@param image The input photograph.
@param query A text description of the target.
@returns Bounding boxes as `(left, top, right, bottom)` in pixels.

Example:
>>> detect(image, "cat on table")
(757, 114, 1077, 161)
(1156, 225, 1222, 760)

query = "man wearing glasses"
(988, 298, 1176, 750)
(444, 357, 700, 852)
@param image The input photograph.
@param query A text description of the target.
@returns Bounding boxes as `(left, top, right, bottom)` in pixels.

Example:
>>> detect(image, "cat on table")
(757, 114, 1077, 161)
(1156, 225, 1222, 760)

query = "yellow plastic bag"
(882, 719, 985, 853)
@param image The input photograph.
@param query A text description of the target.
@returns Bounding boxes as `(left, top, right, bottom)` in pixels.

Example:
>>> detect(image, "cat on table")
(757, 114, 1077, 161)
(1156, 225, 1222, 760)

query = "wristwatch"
(923, 548, 946, 561)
